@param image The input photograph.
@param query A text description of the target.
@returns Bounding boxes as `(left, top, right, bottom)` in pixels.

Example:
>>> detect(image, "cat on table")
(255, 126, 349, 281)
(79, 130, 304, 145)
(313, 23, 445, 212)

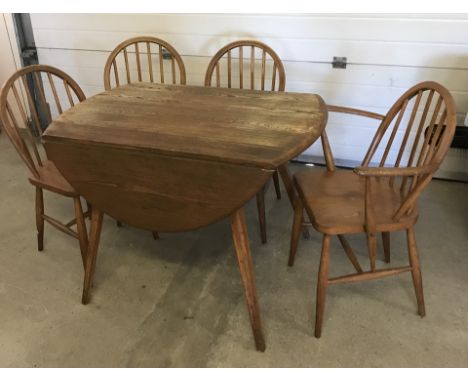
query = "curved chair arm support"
(327, 105, 385, 121)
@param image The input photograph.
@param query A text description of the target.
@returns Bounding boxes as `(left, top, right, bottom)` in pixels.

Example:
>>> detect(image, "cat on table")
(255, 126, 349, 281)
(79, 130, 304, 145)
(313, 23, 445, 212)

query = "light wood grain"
(45, 83, 326, 171)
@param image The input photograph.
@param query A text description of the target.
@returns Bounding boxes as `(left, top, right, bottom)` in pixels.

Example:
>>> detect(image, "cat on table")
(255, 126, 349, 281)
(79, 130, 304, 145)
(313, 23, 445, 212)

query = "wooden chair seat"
(295, 169, 418, 235)
(28, 160, 77, 197)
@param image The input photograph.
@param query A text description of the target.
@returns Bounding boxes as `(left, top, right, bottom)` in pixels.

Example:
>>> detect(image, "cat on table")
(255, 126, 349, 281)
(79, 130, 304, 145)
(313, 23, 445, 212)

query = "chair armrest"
(327, 105, 385, 120)
(354, 164, 438, 177)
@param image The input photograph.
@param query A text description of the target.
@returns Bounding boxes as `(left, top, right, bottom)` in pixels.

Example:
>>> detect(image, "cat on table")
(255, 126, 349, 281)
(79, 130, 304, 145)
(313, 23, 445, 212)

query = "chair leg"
(74, 197, 89, 269)
(255, 186, 267, 244)
(82, 209, 104, 305)
(86, 201, 92, 217)
(382, 232, 390, 263)
(35, 187, 44, 251)
(272, 170, 281, 200)
(315, 234, 331, 338)
(337, 234, 363, 273)
(288, 198, 304, 267)
(367, 231, 377, 272)
(277, 164, 310, 239)
(407, 227, 426, 317)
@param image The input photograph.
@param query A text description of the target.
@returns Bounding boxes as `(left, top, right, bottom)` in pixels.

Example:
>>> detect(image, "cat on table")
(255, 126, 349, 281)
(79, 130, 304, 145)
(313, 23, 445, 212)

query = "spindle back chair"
(204, 40, 285, 91)
(205, 40, 288, 243)
(0, 64, 90, 266)
(288, 81, 457, 337)
(104, 36, 186, 90)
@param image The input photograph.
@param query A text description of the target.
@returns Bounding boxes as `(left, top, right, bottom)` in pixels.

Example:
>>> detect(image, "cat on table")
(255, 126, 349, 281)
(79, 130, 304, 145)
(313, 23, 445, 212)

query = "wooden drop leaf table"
(43, 83, 327, 351)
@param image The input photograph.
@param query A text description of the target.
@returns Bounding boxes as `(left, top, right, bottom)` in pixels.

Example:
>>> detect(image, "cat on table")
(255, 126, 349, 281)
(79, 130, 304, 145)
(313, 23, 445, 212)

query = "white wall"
(30, 13, 468, 177)
(0, 14, 21, 83)
(0, 14, 23, 130)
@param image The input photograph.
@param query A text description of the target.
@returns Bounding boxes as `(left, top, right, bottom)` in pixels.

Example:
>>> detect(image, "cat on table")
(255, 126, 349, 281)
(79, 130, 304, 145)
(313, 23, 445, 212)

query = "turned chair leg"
(288, 198, 304, 267)
(315, 234, 331, 338)
(337, 234, 363, 273)
(407, 227, 426, 317)
(382, 232, 390, 263)
(35, 187, 44, 251)
(367, 231, 377, 272)
(255, 185, 267, 244)
(272, 170, 281, 200)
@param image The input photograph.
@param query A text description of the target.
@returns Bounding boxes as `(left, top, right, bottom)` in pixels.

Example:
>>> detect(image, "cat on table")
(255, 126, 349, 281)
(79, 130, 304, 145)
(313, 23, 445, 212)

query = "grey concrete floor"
(0, 134, 468, 367)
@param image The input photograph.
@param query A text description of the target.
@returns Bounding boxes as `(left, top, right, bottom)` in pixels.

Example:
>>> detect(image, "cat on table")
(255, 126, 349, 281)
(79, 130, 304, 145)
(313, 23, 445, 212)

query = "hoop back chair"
(288, 81, 457, 337)
(104, 36, 186, 90)
(0, 64, 90, 267)
(205, 40, 290, 244)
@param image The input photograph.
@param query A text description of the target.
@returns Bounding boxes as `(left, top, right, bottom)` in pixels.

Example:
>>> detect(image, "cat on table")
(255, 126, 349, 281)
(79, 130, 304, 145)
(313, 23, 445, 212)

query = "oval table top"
(43, 82, 327, 170)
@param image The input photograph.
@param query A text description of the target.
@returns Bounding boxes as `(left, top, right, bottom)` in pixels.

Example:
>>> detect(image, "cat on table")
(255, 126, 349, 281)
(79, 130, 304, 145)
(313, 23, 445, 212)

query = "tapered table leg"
(82, 208, 104, 305)
(230, 208, 266, 352)
(278, 164, 310, 239)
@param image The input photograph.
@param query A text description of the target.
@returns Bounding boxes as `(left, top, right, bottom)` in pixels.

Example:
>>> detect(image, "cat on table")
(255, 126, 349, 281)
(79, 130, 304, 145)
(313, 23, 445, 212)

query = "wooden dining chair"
(103, 36, 187, 239)
(288, 81, 457, 337)
(103, 36, 186, 90)
(204, 40, 286, 244)
(0, 64, 90, 268)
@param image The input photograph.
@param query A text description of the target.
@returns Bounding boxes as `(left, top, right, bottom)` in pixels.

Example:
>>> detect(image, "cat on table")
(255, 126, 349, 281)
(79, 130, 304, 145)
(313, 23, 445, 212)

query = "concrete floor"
(0, 134, 467, 367)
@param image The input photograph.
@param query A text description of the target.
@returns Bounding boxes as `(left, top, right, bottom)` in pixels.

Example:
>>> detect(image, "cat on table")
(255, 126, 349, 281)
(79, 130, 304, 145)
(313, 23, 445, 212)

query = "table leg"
(82, 208, 104, 305)
(230, 208, 266, 352)
(277, 164, 310, 239)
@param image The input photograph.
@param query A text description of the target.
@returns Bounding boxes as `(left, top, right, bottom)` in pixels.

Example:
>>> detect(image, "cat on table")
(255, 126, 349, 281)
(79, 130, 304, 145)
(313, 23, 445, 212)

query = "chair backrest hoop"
(362, 81, 457, 219)
(363, 81, 456, 169)
(0, 64, 85, 177)
(103, 36, 187, 90)
(204, 39, 286, 91)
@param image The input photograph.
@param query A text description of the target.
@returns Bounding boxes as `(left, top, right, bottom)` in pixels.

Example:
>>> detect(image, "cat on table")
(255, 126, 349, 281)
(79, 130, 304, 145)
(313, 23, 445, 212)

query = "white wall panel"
(0, 14, 25, 129)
